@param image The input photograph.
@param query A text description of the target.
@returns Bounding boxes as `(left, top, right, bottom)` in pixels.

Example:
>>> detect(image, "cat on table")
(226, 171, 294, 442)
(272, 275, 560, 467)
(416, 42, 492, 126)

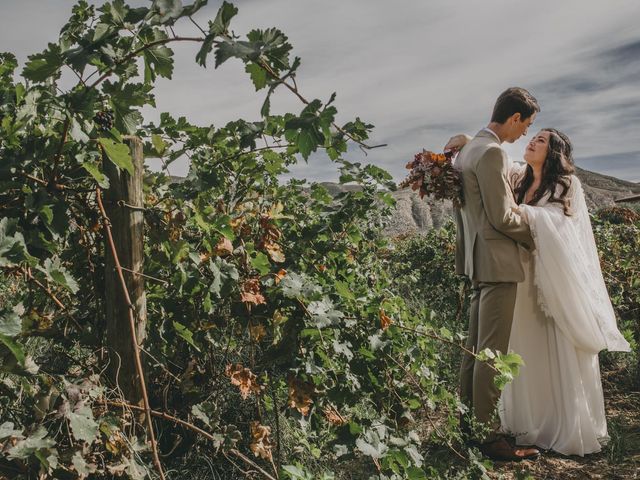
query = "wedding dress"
(499, 171, 630, 456)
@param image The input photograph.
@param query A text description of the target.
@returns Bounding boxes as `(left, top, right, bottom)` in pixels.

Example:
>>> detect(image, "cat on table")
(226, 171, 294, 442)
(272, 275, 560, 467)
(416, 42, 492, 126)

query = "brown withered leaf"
(105, 430, 127, 455)
(168, 227, 181, 241)
(287, 376, 314, 416)
(272, 310, 287, 325)
(240, 278, 266, 305)
(379, 309, 393, 330)
(323, 405, 347, 426)
(259, 215, 282, 241)
(225, 364, 263, 399)
(345, 250, 355, 264)
(249, 421, 274, 461)
(249, 322, 267, 342)
(274, 269, 287, 285)
(230, 216, 244, 230)
(231, 215, 253, 237)
(214, 237, 233, 256)
(264, 241, 285, 263)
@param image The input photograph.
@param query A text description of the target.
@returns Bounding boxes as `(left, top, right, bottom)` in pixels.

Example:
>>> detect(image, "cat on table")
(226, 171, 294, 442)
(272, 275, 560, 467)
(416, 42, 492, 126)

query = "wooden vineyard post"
(103, 136, 147, 406)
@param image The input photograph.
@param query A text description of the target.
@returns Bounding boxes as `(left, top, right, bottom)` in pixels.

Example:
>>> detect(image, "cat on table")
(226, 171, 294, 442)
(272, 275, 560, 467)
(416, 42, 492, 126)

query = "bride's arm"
(443, 134, 472, 152)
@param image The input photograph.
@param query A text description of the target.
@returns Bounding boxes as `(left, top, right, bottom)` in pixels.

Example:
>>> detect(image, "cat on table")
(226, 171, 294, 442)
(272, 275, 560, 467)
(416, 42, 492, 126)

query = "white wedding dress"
(499, 171, 630, 456)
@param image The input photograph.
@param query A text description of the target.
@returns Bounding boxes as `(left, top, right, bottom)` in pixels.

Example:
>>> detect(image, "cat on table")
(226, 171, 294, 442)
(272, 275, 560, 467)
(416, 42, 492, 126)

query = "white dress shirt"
(482, 127, 501, 143)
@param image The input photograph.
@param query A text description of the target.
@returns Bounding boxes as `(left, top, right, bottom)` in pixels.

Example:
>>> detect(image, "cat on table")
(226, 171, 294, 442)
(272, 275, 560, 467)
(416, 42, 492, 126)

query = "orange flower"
(432, 152, 448, 165)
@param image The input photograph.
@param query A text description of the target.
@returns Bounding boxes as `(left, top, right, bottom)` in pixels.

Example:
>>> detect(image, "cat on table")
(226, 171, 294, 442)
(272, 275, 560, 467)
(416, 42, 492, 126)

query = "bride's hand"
(444, 134, 472, 153)
(514, 205, 529, 224)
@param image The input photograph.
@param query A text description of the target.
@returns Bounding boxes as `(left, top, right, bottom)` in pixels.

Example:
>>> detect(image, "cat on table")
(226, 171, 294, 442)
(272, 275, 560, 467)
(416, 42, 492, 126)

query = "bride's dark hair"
(513, 127, 575, 216)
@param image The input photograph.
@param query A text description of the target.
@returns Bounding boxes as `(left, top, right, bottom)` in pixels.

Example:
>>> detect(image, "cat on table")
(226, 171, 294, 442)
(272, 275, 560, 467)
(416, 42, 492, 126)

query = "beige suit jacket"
(454, 130, 533, 282)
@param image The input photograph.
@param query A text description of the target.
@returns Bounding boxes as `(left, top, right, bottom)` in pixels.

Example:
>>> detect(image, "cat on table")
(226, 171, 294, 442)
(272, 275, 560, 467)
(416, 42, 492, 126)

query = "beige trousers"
(459, 281, 517, 441)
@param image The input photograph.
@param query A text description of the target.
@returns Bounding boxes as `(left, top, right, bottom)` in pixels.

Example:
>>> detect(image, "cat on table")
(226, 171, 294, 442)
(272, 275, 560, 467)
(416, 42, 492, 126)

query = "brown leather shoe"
(479, 437, 540, 461)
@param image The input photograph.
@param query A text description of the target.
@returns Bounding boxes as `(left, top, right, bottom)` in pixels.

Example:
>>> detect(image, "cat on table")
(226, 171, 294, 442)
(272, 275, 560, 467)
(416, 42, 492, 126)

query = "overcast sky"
(1, 0, 639, 182)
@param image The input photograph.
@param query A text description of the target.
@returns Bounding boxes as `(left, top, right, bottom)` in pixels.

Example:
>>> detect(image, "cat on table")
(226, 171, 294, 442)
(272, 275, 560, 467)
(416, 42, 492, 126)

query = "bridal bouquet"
(399, 150, 464, 208)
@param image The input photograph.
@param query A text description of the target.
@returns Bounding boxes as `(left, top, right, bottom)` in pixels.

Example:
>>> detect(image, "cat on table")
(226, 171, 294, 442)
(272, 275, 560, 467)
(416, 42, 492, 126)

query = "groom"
(452, 87, 539, 460)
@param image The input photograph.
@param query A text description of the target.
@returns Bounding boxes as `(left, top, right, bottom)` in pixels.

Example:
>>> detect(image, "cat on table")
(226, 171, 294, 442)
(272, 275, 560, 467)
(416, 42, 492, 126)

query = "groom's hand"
(444, 134, 472, 153)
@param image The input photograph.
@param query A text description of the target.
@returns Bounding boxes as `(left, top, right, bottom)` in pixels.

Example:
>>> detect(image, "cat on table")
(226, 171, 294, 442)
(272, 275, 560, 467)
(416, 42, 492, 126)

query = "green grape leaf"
(296, 128, 320, 159)
(151, 133, 166, 155)
(69, 117, 90, 143)
(0, 303, 24, 337)
(72, 451, 97, 475)
(82, 162, 110, 188)
(191, 403, 211, 426)
(38, 257, 80, 294)
(210, 1, 238, 36)
(150, 0, 183, 23)
(102, 81, 154, 134)
(173, 321, 200, 351)
(307, 297, 343, 328)
(209, 257, 239, 299)
(0, 334, 26, 366)
(0, 218, 34, 267)
(142, 30, 174, 82)
(245, 63, 268, 90)
(280, 272, 321, 299)
(214, 40, 260, 68)
(332, 339, 353, 360)
(355, 430, 388, 459)
(334, 280, 355, 300)
(23, 43, 63, 81)
(68, 404, 99, 444)
(250, 251, 271, 276)
(182, 0, 208, 16)
(7, 427, 55, 460)
(0, 52, 18, 78)
(281, 464, 314, 480)
(406, 466, 428, 480)
(195, 33, 216, 67)
(0, 422, 24, 441)
(280, 271, 304, 298)
(99, 137, 134, 175)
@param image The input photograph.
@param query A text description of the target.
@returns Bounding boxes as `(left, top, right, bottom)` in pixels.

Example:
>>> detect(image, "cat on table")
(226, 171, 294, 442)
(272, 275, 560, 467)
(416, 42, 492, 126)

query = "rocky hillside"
(319, 167, 640, 237)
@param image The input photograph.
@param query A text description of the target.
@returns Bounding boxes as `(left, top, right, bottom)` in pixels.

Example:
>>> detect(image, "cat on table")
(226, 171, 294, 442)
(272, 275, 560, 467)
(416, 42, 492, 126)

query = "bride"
(448, 128, 630, 456)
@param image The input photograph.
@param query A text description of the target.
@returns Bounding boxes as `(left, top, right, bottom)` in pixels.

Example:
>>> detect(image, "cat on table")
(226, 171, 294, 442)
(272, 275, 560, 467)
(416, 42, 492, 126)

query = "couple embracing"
(448, 87, 630, 461)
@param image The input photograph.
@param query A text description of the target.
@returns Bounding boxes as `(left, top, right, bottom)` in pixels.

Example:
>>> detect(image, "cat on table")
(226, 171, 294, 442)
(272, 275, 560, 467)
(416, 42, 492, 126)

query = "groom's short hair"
(491, 87, 540, 123)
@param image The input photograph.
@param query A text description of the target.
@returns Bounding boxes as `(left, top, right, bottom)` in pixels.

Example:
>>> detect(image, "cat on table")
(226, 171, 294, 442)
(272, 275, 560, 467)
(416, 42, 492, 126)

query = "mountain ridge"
(317, 166, 640, 237)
